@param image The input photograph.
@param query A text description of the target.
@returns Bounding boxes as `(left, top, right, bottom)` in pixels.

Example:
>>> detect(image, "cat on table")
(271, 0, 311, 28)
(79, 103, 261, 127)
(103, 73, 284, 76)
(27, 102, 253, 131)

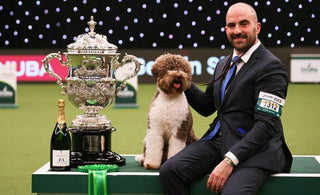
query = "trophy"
(43, 16, 141, 166)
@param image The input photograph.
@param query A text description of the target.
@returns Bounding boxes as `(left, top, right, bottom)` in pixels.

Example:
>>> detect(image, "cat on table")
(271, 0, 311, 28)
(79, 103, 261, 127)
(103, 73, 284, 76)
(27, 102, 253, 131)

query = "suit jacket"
(185, 44, 292, 173)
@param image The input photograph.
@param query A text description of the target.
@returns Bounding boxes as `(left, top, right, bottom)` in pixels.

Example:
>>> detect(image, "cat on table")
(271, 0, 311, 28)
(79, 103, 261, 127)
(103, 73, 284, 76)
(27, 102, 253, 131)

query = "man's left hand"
(207, 160, 234, 194)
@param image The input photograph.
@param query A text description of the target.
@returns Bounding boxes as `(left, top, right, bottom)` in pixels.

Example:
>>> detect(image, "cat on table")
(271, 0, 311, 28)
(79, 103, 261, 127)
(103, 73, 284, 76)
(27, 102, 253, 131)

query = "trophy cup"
(43, 16, 141, 167)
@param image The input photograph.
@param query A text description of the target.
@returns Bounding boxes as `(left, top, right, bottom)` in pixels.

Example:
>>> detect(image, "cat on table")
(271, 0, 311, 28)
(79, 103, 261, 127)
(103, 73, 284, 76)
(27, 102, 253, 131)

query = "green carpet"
(0, 83, 319, 194)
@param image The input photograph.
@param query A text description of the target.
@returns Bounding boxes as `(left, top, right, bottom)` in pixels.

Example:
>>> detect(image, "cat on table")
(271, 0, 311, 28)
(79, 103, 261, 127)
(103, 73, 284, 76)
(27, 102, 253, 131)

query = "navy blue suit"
(160, 44, 292, 195)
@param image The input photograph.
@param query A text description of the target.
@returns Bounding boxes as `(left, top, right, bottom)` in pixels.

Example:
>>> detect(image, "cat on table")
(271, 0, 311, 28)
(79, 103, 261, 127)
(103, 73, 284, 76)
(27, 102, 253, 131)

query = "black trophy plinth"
(68, 127, 126, 168)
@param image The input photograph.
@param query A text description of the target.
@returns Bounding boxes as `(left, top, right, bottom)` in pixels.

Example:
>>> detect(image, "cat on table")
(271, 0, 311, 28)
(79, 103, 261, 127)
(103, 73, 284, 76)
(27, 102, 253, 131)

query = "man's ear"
(256, 22, 261, 35)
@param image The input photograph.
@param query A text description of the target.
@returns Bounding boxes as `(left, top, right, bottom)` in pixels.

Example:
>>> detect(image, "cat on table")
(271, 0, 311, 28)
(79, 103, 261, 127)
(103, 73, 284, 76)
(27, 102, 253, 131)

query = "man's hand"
(207, 160, 234, 194)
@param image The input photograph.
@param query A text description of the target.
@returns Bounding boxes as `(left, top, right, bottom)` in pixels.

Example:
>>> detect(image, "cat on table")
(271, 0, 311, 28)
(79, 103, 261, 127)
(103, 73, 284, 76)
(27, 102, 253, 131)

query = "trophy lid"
(67, 16, 118, 54)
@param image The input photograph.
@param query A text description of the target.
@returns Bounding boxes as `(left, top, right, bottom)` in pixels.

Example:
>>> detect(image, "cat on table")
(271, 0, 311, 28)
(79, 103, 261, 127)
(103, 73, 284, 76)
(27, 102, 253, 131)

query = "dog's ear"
(151, 62, 158, 81)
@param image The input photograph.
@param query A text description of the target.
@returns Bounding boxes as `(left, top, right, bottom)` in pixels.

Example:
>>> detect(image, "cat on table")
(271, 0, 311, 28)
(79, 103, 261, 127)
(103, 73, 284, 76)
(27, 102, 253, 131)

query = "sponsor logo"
(0, 86, 13, 98)
(301, 63, 318, 73)
(118, 86, 134, 98)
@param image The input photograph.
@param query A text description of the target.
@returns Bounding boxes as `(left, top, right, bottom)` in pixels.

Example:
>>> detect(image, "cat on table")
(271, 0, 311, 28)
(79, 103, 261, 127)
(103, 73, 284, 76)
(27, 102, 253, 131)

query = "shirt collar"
(232, 40, 261, 63)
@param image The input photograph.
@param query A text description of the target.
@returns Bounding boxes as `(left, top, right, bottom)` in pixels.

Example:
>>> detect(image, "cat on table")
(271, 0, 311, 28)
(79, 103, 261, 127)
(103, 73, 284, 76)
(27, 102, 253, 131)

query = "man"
(159, 2, 292, 195)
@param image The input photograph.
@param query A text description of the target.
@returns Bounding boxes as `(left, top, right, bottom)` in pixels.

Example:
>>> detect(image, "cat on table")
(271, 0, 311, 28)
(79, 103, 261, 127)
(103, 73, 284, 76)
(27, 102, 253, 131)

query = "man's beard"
(229, 34, 255, 53)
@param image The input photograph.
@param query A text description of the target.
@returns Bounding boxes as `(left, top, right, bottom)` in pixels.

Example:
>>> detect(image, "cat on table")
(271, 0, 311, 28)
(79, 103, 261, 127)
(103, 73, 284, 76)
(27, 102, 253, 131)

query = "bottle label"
(52, 150, 70, 167)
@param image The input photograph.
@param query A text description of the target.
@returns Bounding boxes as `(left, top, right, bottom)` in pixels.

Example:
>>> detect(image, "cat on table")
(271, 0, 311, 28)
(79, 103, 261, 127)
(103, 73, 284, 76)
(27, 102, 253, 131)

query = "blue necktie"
(220, 56, 238, 101)
(202, 56, 239, 140)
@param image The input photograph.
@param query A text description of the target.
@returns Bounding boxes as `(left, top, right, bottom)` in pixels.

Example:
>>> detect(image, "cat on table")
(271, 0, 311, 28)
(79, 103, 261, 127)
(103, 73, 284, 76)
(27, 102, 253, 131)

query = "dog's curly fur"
(136, 53, 198, 170)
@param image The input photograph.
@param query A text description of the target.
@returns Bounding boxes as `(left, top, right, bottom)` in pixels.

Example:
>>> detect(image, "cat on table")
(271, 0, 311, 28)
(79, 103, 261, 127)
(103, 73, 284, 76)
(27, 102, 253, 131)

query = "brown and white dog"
(136, 53, 198, 170)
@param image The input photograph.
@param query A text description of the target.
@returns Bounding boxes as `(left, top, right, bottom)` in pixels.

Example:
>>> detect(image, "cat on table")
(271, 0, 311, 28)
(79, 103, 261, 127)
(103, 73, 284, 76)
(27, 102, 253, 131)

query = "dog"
(136, 53, 198, 170)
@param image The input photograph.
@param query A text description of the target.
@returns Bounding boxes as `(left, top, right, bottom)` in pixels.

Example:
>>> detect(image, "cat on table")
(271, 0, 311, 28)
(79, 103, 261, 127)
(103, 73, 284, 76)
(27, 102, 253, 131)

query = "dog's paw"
(135, 154, 145, 165)
(143, 162, 161, 170)
(143, 158, 161, 170)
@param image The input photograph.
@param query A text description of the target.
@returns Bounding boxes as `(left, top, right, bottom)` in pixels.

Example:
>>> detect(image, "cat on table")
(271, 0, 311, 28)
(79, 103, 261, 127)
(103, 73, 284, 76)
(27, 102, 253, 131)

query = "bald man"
(160, 2, 292, 195)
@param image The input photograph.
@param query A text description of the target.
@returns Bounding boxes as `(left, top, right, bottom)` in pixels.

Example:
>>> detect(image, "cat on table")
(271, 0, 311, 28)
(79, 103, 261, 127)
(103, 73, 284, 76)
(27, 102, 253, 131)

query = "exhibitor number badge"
(256, 91, 285, 117)
(260, 100, 280, 112)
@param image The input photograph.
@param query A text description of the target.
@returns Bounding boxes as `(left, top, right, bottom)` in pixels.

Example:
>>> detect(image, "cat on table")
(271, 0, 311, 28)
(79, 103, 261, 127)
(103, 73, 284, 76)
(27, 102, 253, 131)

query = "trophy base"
(71, 151, 126, 168)
(68, 126, 126, 168)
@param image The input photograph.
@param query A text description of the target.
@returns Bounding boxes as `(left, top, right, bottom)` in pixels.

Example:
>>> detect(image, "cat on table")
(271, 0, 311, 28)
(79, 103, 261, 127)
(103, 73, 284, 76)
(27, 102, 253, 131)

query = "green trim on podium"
(32, 155, 320, 195)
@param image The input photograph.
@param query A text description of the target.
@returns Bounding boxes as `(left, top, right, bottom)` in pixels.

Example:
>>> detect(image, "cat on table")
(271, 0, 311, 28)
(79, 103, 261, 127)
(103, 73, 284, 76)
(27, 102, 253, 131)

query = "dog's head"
(152, 53, 192, 94)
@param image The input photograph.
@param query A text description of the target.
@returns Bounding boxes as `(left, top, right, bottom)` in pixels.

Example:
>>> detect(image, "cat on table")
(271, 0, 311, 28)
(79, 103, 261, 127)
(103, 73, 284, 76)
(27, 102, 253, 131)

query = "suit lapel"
(221, 45, 264, 108)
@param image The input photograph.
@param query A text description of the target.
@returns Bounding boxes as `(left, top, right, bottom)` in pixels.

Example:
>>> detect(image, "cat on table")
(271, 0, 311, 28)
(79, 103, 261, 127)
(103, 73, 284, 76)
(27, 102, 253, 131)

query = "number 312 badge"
(256, 91, 285, 117)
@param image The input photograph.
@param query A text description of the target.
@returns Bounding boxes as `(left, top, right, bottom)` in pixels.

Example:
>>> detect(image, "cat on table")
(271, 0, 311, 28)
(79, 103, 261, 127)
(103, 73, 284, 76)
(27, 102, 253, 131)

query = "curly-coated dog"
(136, 53, 198, 170)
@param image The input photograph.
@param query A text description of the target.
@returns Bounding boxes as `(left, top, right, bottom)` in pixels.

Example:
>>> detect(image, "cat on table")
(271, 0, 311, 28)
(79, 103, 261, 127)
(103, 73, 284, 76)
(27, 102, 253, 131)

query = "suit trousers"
(159, 137, 271, 195)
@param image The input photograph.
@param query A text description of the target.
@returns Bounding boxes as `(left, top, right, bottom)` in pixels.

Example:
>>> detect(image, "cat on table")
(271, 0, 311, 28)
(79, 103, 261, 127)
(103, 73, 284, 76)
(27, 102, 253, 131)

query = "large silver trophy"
(43, 16, 141, 166)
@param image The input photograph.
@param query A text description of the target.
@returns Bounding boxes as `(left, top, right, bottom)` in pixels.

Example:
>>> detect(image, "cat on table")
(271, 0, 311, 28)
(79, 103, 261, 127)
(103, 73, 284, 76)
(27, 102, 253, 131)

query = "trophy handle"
(43, 52, 68, 95)
(115, 54, 141, 94)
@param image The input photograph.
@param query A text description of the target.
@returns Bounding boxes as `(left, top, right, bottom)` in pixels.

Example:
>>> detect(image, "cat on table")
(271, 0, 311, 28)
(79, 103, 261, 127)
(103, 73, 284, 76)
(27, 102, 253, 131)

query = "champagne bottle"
(50, 99, 71, 171)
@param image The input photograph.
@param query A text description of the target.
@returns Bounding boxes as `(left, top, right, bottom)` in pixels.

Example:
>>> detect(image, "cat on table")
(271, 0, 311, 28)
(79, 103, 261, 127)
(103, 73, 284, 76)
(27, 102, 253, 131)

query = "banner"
(2, 47, 320, 84)
(290, 54, 320, 83)
(0, 62, 17, 108)
(0, 55, 68, 82)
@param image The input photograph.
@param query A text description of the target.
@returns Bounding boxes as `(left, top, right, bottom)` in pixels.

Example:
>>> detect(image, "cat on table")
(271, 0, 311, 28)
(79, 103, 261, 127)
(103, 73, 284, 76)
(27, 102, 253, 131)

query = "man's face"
(225, 6, 261, 54)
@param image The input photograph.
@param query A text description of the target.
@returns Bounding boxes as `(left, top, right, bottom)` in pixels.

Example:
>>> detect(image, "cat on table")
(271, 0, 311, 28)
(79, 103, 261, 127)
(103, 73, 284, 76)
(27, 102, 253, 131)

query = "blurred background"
(0, 0, 320, 194)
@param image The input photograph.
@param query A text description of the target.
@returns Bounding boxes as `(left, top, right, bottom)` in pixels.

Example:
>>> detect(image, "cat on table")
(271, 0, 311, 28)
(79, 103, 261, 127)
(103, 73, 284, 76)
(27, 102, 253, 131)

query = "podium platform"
(32, 155, 320, 195)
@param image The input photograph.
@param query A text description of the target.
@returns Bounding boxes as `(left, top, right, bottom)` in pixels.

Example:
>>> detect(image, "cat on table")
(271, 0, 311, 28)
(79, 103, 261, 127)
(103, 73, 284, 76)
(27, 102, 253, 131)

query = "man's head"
(225, 2, 261, 55)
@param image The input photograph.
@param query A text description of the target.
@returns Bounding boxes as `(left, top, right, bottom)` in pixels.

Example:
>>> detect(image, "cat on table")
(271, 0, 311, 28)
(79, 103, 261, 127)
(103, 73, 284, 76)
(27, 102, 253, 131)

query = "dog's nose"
(175, 74, 182, 80)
